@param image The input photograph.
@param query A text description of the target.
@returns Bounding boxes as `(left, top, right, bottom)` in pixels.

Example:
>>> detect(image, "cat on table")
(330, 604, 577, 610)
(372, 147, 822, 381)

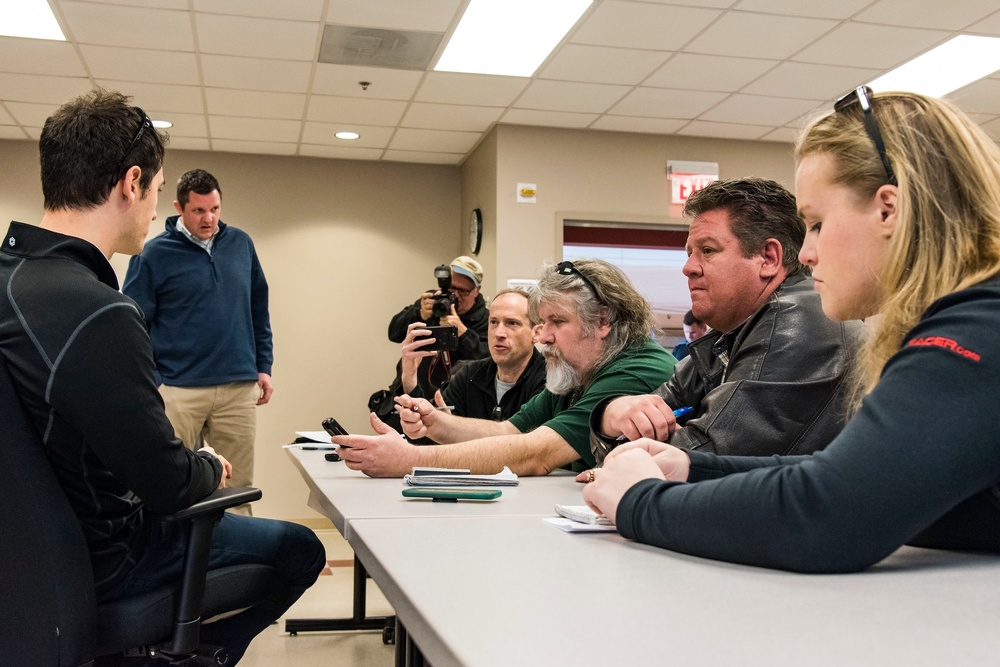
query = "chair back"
(0, 353, 97, 666)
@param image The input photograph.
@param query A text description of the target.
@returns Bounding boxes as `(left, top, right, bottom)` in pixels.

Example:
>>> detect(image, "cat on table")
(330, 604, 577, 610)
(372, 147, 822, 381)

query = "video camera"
(431, 264, 457, 318)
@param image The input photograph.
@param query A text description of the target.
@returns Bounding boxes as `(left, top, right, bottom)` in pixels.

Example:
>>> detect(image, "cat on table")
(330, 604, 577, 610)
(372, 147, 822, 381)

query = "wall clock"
(469, 208, 483, 255)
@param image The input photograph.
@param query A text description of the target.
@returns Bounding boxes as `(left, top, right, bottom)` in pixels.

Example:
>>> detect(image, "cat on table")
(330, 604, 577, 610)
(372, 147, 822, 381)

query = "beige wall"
(2, 126, 797, 521)
(480, 124, 797, 286)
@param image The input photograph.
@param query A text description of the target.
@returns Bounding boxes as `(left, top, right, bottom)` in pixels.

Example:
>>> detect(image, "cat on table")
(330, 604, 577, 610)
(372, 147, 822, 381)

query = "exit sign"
(666, 160, 719, 204)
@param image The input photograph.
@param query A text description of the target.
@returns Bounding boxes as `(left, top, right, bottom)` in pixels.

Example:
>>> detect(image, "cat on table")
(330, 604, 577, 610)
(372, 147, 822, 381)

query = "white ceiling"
(2, 0, 1000, 165)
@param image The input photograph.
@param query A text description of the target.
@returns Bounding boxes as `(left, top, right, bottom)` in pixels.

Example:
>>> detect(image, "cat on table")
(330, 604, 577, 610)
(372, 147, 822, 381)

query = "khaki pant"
(159, 381, 259, 516)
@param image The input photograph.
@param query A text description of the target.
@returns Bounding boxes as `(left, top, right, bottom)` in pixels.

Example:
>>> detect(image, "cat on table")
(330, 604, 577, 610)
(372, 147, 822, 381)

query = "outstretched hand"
(332, 413, 418, 477)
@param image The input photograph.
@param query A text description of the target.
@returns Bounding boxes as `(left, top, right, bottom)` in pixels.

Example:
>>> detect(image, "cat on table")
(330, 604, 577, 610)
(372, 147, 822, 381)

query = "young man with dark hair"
(0, 89, 323, 664)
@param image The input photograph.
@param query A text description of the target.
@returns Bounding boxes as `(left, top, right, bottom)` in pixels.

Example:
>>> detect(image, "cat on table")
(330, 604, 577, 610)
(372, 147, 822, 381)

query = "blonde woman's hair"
(796, 91, 1000, 399)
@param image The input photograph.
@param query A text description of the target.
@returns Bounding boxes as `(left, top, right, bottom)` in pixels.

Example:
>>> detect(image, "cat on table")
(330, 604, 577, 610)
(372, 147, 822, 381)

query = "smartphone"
(401, 488, 502, 502)
(322, 417, 349, 437)
(422, 325, 459, 352)
(322, 417, 352, 450)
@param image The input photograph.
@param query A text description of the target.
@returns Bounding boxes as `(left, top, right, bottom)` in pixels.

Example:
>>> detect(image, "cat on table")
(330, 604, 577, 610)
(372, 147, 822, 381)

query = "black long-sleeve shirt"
(1, 222, 221, 594)
(616, 279, 1000, 573)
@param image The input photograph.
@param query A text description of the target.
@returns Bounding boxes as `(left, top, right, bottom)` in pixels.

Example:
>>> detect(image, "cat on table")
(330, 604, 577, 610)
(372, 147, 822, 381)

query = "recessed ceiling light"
(868, 35, 1000, 98)
(152, 119, 173, 129)
(0, 0, 65, 40)
(335, 131, 360, 140)
(435, 0, 592, 77)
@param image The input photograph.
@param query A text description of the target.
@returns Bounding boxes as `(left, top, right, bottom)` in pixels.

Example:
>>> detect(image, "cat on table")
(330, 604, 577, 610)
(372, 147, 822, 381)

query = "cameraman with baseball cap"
(377, 257, 490, 413)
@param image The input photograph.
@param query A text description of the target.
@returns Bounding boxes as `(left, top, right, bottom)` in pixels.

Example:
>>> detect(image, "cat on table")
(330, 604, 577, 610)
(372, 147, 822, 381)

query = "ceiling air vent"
(318, 25, 443, 70)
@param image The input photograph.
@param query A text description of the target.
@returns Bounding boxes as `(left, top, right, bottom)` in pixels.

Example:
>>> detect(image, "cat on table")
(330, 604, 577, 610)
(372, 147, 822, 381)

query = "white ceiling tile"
(968, 11, 1000, 37)
(60, 1, 194, 50)
(415, 72, 529, 106)
(964, 112, 1000, 125)
(0, 127, 29, 139)
(499, 109, 598, 128)
(676, 120, 770, 140)
(515, 80, 631, 114)
(194, 0, 325, 21)
(645, 54, 777, 91)
(0, 38, 86, 77)
(150, 111, 208, 138)
(311, 64, 423, 99)
(383, 150, 464, 165)
(299, 144, 385, 160)
(0, 74, 93, 104)
(794, 23, 949, 69)
(946, 78, 1000, 115)
(23, 127, 43, 140)
(686, 12, 838, 59)
(324, 0, 461, 33)
(201, 55, 313, 94)
(206, 89, 306, 120)
(95, 80, 204, 112)
(642, 0, 735, 7)
(854, 0, 999, 31)
(80, 45, 199, 86)
(390, 128, 482, 152)
(732, 0, 873, 19)
(402, 103, 502, 132)
(166, 137, 211, 151)
(4, 101, 59, 127)
(195, 13, 318, 60)
(301, 122, 395, 147)
(980, 117, 1000, 142)
(699, 94, 821, 125)
(72, 0, 188, 8)
(209, 116, 302, 142)
(590, 116, 688, 134)
(307, 95, 407, 125)
(0, 106, 14, 124)
(211, 139, 297, 155)
(539, 45, 669, 85)
(742, 62, 881, 100)
(571, 2, 721, 51)
(609, 88, 728, 119)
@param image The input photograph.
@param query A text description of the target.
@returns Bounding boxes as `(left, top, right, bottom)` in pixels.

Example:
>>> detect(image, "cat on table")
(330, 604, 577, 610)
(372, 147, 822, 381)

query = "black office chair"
(0, 355, 275, 666)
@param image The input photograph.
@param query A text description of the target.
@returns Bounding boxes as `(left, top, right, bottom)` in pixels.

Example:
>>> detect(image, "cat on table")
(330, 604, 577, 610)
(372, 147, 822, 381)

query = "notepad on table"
(554, 504, 614, 525)
(403, 466, 519, 487)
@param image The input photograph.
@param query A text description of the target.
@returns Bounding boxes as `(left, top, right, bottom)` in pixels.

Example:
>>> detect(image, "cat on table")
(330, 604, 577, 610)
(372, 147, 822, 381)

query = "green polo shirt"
(508, 339, 676, 468)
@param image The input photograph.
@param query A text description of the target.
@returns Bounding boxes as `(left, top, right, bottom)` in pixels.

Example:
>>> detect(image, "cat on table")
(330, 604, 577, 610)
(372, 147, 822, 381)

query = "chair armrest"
(165, 487, 263, 523)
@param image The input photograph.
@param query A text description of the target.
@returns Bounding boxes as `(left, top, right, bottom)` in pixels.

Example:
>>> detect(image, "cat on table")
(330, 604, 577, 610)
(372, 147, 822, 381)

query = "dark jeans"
(100, 513, 326, 664)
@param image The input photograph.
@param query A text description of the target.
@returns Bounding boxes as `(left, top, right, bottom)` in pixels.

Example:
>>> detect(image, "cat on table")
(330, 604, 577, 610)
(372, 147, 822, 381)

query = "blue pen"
(615, 406, 693, 443)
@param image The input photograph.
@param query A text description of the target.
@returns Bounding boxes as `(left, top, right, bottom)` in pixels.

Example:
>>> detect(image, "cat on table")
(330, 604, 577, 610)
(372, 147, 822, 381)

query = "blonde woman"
(582, 88, 1000, 572)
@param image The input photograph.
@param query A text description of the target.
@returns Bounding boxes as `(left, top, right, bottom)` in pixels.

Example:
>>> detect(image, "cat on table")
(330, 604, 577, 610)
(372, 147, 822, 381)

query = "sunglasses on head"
(110, 106, 154, 188)
(555, 261, 601, 302)
(834, 86, 897, 186)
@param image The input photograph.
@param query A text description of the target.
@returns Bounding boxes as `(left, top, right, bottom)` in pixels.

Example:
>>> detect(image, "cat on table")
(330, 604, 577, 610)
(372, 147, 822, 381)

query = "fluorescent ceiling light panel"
(435, 0, 591, 77)
(0, 0, 66, 40)
(868, 35, 1000, 98)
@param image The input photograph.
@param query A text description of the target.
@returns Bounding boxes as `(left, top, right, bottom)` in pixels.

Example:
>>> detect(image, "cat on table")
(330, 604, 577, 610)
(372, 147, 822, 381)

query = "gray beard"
(543, 347, 582, 395)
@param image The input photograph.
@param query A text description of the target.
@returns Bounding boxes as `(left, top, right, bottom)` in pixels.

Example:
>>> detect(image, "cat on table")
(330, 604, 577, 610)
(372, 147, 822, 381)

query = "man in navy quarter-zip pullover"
(124, 169, 272, 514)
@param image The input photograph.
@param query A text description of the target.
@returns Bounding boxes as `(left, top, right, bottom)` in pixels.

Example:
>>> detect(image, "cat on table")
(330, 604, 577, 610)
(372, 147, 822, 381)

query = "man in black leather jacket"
(590, 178, 862, 463)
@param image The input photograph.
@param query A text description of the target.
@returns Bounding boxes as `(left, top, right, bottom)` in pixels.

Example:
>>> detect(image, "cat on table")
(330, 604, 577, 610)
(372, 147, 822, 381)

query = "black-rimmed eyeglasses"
(555, 261, 601, 301)
(834, 86, 897, 186)
(110, 107, 153, 187)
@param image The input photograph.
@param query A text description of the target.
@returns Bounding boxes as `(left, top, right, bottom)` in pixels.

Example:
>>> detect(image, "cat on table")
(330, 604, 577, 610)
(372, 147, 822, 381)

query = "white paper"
(543, 517, 617, 533)
(295, 430, 335, 443)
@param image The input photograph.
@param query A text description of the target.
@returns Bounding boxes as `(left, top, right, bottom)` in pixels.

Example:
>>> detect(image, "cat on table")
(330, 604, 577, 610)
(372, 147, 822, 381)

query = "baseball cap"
(450, 256, 483, 287)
